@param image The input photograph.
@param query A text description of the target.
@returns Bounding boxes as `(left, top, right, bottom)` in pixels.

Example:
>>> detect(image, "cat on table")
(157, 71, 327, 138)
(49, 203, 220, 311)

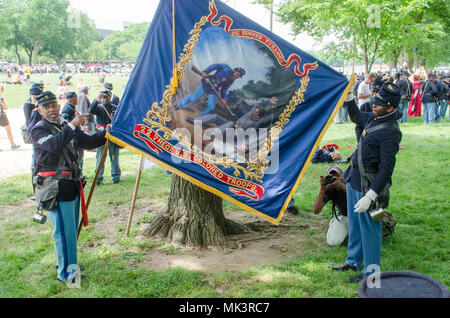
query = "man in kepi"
(31, 91, 107, 283)
(90, 90, 121, 185)
(329, 83, 403, 283)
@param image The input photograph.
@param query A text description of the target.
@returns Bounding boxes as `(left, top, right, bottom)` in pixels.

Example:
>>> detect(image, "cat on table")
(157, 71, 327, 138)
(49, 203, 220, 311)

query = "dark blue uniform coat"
(343, 99, 402, 194)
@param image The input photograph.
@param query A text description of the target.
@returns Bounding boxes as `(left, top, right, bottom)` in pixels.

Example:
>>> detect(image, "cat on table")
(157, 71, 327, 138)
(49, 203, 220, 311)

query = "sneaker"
(30, 196, 36, 201)
(96, 180, 103, 186)
(113, 180, 121, 184)
(11, 144, 21, 151)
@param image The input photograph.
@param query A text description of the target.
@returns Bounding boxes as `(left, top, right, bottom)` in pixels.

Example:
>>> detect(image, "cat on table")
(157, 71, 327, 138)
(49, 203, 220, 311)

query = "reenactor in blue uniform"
(395, 72, 413, 123)
(329, 83, 403, 283)
(175, 64, 245, 116)
(436, 75, 449, 122)
(24, 83, 44, 131)
(104, 82, 120, 106)
(31, 91, 107, 282)
(90, 90, 121, 185)
(421, 73, 439, 124)
(61, 92, 78, 122)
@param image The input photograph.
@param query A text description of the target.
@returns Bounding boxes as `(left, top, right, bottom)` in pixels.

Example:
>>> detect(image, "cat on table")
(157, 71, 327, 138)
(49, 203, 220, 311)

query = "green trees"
(0, 0, 149, 65)
(101, 22, 149, 62)
(258, 0, 449, 72)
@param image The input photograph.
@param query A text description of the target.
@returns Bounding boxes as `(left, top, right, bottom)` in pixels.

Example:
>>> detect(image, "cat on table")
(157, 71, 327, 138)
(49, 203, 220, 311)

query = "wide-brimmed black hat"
(370, 83, 401, 108)
(37, 91, 58, 107)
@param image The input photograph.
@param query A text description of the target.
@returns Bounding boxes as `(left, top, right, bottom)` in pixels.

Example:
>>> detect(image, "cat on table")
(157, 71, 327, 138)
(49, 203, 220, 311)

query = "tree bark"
(144, 174, 249, 249)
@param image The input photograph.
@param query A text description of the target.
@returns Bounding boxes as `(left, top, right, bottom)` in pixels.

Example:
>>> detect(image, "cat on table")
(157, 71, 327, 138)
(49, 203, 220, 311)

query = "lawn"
(1, 73, 129, 110)
(0, 108, 448, 297)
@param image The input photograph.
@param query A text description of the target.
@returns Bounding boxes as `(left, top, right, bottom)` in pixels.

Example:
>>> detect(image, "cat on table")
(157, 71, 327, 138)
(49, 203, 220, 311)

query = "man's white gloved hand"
(354, 189, 378, 213)
(345, 92, 355, 103)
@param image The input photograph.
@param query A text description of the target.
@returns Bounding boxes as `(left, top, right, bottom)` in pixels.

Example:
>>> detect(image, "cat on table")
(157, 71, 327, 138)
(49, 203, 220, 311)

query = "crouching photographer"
(314, 166, 348, 247)
(314, 165, 397, 248)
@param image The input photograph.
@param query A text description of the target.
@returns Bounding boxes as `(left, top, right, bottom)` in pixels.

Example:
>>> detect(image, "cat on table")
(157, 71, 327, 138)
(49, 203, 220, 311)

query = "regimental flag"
(107, 0, 354, 225)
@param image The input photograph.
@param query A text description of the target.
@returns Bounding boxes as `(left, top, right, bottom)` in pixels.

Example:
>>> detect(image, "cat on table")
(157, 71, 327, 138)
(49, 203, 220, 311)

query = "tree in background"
(102, 22, 150, 62)
(256, 0, 449, 72)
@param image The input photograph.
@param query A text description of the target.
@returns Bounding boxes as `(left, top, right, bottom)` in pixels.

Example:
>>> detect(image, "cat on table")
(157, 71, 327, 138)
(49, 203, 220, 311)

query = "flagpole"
(269, 0, 273, 32)
(126, 156, 145, 236)
(78, 139, 109, 239)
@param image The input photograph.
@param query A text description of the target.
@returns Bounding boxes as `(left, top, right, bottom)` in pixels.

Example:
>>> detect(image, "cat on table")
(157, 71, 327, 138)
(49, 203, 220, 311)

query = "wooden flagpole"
(77, 140, 109, 239)
(126, 156, 145, 236)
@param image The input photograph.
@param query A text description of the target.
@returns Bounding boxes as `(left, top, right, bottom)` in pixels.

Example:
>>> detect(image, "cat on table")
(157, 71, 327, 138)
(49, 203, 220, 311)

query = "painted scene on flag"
(107, 0, 354, 225)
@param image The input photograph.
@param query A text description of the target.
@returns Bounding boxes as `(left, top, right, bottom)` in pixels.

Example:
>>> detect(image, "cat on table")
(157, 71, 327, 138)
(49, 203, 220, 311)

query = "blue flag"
(107, 0, 354, 225)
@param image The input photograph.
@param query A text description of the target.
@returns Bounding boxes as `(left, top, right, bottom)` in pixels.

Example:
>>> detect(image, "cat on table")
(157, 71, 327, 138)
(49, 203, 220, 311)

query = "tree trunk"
(143, 174, 249, 249)
(14, 44, 22, 65)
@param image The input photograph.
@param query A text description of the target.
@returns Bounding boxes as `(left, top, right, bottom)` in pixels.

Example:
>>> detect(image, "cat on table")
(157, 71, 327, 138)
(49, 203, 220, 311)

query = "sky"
(69, 0, 319, 51)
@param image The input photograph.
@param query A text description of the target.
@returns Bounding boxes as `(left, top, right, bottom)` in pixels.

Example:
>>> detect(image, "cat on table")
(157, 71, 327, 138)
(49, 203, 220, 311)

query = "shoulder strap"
(100, 104, 114, 122)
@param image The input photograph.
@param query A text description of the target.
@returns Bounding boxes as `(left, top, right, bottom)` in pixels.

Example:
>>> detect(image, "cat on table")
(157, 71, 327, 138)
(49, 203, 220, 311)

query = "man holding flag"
(31, 91, 107, 283)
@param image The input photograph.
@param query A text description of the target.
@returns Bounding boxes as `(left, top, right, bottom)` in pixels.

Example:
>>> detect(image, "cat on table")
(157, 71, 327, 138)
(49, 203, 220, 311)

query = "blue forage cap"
(370, 83, 401, 108)
(30, 82, 44, 96)
(37, 91, 58, 107)
(65, 92, 76, 99)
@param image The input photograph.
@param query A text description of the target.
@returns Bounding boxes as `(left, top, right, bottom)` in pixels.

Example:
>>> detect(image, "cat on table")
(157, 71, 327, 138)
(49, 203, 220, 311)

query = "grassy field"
(1, 74, 129, 110)
(0, 90, 449, 297)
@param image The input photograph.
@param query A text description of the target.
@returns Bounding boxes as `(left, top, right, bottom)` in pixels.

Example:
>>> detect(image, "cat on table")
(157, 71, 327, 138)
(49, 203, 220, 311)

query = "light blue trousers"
(438, 100, 448, 121)
(423, 102, 437, 124)
(177, 85, 218, 115)
(48, 198, 80, 281)
(95, 142, 121, 183)
(345, 183, 382, 275)
(399, 102, 409, 123)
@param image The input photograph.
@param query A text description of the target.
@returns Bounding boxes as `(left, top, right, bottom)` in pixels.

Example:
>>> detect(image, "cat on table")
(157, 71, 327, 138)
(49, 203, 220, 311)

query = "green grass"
(1, 74, 129, 109)
(0, 114, 449, 298)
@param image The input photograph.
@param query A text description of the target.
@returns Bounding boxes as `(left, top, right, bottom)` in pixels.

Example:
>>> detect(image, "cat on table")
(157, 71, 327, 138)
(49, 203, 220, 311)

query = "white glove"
(354, 190, 378, 213)
(345, 92, 355, 103)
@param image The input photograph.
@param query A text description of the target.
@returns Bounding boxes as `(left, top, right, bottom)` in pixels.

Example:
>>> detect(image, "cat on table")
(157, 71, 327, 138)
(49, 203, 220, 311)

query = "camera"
(33, 210, 47, 225)
(328, 147, 335, 153)
(325, 170, 339, 185)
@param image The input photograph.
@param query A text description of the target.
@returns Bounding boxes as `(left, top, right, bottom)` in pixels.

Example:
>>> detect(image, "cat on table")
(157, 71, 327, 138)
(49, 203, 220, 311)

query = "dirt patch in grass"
(88, 200, 331, 273)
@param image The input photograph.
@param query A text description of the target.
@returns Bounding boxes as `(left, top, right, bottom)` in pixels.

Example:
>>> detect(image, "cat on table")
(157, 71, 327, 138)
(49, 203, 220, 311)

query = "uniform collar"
(374, 109, 398, 122)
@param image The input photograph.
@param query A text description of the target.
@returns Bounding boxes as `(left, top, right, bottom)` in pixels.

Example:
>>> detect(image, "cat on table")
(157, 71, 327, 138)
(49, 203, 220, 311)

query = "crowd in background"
(335, 64, 449, 125)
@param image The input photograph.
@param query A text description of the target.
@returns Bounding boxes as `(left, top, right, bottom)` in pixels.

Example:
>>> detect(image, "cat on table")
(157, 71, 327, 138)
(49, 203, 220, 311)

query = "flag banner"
(107, 0, 354, 225)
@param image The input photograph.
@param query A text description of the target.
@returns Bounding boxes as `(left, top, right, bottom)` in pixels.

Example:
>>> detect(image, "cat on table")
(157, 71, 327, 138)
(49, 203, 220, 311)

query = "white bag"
(327, 215, 348, 246)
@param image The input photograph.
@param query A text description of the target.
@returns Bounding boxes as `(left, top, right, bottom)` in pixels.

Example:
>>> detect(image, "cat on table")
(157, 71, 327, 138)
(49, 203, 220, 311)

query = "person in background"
(104, 82, 120, 106)
(408, 74, 422, 117)
(312, 145, 343, 164)
(77, 85, 94, 135)
(358, 73, 376, 109)
(0, 85, 21, 151)
(436, 75, 449, 122)
(61, 92, 78, 122)
(90, 90, 121, 185)
(421, 73, 439, 124)
(395, 72, 412, 123)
